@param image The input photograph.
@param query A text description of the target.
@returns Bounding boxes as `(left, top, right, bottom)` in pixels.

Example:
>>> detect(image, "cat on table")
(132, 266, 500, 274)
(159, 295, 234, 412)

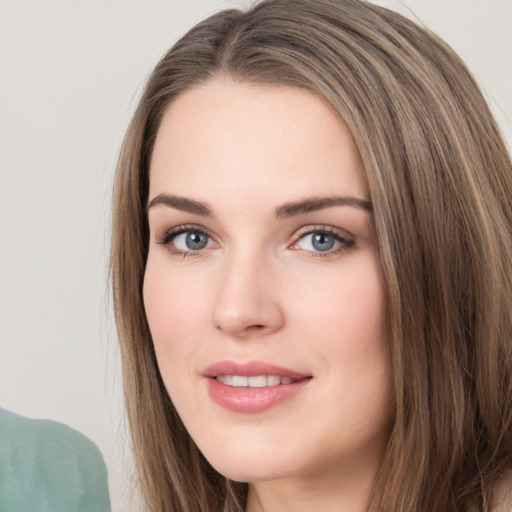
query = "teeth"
(267, 375, 281, 386)
(215, 375, 297, 387)
(248, 375, 267, 388)
(232, 376, 248, 387)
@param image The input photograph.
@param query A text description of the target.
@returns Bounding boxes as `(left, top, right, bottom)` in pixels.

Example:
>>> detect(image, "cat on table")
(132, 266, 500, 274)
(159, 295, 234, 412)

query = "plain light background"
(0, 1, 510, 511)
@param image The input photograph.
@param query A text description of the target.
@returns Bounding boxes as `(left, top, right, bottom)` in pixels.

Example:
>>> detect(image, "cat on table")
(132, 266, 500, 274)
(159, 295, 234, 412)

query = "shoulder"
(0, 407, 110, 512)
(0, 407, 106, 469)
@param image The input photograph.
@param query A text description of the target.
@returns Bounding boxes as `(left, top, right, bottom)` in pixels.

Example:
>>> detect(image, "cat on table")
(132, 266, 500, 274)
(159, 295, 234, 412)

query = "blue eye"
(158, 226, 216, 254)
(294, 229, 353, 254)
(312, 233, 336, 251)
(174, 231, 210, 251)
(297, 232, 339, 252)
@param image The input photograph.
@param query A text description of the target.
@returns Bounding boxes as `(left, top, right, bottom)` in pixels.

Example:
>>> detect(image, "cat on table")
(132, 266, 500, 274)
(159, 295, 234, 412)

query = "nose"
(212, 251, 284, 338)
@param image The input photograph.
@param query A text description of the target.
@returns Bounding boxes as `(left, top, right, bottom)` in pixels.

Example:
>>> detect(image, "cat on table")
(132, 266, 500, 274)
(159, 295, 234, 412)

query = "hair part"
(111, 1, 512, 510)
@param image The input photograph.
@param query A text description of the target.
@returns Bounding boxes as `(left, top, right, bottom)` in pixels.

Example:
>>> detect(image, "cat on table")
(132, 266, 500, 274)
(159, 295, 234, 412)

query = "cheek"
(290, 254, 391, 408)
(142, 259, 208, 376)
(290, 253, 387, 343)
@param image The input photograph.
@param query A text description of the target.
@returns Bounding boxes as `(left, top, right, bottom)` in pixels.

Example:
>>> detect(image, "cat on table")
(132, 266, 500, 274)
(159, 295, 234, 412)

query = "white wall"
(0, 1, 510, 511)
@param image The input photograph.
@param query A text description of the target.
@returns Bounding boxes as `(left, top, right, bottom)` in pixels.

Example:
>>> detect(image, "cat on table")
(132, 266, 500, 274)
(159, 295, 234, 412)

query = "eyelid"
(157, 223, 207, 244)
(156, 224, 218, 256)
(155, 223, 354, 257)
(293, 224, 353, 239)
(289, 224, 355, 255)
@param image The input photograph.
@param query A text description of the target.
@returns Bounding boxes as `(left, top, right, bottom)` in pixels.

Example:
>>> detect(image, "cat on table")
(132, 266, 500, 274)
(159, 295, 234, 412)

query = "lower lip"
(205, 377, 311, 413)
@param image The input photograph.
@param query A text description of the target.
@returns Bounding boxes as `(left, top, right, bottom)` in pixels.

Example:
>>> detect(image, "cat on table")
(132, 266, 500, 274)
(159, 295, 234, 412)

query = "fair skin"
(143, 79, 393, 512)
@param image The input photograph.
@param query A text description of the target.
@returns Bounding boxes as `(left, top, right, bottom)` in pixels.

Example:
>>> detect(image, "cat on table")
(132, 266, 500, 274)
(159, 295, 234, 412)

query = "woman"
(110, 0, 512, 510)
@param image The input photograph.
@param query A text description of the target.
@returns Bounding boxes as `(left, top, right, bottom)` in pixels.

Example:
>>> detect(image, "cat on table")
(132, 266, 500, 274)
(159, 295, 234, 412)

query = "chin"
(199, 440, 293, 483)
(209, 460, 286, 484)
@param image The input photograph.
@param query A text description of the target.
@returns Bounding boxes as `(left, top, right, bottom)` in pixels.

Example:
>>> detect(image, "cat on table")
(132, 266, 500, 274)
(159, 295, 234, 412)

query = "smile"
(203, 361, 312, 413)
(215, 375, 296, 387)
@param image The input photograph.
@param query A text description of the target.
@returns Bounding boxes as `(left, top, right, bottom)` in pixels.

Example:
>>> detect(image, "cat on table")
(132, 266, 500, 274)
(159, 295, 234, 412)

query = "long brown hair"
(111, 1, 512, 510)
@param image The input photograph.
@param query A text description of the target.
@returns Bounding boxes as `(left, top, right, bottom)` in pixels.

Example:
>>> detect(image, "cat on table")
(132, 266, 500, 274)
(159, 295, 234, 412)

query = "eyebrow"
(147, 193, 372, 218)
(274, 196, 372, 218)
(147, 194, 212, 216)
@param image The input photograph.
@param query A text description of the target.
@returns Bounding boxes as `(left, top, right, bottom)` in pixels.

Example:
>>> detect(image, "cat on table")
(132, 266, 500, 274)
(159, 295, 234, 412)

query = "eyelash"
(157, 224, 213, 258)
(156, 224, 354, 258)
(291, 225, 354, 258)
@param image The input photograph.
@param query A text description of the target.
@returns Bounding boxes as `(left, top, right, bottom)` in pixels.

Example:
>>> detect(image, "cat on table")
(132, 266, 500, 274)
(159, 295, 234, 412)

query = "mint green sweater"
(0, 407, 111, 512)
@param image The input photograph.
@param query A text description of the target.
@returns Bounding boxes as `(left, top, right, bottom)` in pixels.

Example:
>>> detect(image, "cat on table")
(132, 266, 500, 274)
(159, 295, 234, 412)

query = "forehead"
(149, 79, 367, 203)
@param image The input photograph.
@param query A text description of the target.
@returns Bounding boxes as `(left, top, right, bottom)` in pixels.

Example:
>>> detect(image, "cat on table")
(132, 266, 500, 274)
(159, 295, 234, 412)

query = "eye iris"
(312, 233, 334, 251)
(185, 232, 208, 250)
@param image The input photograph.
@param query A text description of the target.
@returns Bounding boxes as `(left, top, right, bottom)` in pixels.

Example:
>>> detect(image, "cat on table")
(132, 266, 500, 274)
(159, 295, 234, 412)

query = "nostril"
(248, 324, 265, 331)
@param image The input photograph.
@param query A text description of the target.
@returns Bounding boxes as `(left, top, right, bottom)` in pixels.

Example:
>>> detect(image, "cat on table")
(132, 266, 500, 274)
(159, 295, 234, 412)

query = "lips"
(216, 374, 296, 387)
(202, 360, 312, 413)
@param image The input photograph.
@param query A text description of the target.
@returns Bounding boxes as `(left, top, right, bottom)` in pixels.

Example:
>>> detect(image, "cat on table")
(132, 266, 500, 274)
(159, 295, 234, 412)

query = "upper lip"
(202, 360, 311, 379)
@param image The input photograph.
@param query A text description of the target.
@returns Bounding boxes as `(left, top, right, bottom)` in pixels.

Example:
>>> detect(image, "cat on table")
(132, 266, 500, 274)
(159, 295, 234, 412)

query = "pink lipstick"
(202, 361, 312, 413)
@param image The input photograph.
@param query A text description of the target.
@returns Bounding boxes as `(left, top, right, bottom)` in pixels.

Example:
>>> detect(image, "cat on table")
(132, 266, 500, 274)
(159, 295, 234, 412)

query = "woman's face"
(144, 80, 393, 488)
